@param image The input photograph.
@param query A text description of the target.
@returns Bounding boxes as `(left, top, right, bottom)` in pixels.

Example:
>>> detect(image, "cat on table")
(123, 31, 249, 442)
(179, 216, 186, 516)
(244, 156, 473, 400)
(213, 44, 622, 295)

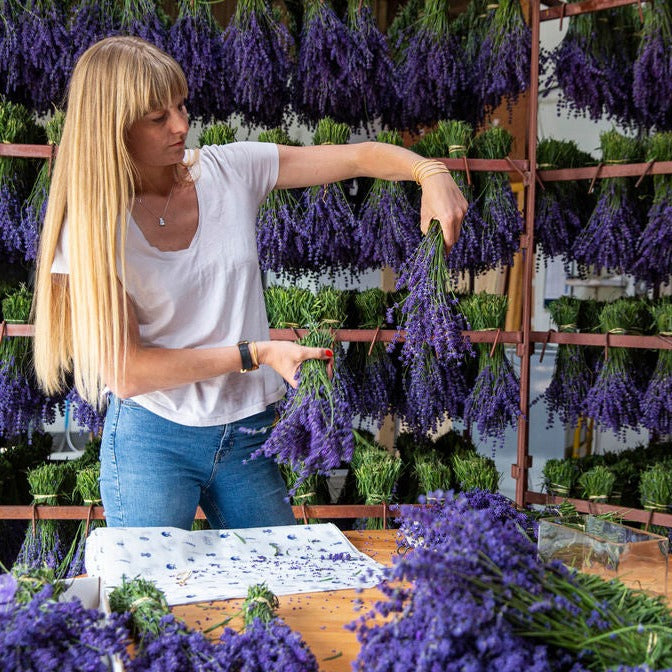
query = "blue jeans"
(99, 396, 296, 530)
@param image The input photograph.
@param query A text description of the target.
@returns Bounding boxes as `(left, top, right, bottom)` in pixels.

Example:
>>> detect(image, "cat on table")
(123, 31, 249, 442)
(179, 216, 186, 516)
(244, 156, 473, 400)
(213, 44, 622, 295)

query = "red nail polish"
(325, 349, 333, 358)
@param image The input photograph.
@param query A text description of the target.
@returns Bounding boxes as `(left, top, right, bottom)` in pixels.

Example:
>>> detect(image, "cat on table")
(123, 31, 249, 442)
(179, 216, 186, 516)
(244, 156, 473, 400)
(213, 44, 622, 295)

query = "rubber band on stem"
(489, 328, 502, 358)
(0, 321, 6, 344)
(539, 329, 556, 364)
(505, 156, 526, 184)
(588, 163, 603, 194)
(367, 325, 381, 357)
(635, 159, 655, 188)
(301, 503, 309, 525)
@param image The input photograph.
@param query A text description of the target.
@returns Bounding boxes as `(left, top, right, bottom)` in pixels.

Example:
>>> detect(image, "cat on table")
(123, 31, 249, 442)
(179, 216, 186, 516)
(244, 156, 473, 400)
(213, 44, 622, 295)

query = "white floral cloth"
(84, 523, 385, 605)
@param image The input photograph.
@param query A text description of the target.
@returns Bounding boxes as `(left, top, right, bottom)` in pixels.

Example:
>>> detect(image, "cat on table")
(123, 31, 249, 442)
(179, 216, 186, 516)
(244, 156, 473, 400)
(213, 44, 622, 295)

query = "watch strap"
(237, 340, 258, 373)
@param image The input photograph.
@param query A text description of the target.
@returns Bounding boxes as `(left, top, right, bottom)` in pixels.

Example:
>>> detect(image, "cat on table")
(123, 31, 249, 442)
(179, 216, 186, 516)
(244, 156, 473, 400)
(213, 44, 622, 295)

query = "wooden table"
(172, 530, 399, 672)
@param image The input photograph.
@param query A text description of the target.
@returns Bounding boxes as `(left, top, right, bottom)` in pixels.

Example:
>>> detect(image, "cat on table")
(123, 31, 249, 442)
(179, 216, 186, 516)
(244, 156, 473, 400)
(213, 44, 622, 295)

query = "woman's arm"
(104, 292, 331, 399)
(275, 142, 468, 249)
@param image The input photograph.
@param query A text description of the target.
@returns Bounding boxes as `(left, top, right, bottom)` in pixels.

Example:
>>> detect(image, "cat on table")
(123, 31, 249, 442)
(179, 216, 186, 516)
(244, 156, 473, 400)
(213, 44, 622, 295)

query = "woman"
(33, 36, 467, 531)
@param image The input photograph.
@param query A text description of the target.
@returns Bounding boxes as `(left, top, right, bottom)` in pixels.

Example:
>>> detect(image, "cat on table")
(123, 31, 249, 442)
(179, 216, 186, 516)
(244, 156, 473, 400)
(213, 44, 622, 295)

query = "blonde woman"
(33, 36, 467, 530)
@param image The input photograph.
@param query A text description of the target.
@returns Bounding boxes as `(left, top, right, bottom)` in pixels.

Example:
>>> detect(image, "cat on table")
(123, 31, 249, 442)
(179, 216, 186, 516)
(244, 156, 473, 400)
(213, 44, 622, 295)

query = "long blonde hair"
(33, 36, 188, 406)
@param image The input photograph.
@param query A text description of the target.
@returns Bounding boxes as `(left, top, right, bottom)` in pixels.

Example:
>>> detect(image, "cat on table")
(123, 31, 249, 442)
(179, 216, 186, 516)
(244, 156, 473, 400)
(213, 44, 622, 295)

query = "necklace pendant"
(159, 217, 166, 227)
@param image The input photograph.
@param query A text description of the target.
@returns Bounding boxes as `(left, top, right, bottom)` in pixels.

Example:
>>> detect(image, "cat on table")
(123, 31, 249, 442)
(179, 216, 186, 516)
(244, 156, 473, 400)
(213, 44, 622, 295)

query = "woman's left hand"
(418, 171, 469, 252)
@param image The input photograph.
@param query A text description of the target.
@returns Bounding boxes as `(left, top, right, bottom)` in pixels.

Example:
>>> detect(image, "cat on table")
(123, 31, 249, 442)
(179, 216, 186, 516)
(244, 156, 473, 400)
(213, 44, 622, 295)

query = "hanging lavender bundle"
(345, 289, 397, 428)
(476, 0, 531, 115)
(0, 182, 24, 263)
(223, 0, 293, 128)
(545, 3, 639, 126)
(632, 132, 672, 287)
(396, 0, 463, 130)
(168, 0, 233, 122)
(65, 387, 105, 435)
(461, 293, 521, 450)
(355, 130, 420, 272)
(542, 296, 594, 430)
(572, 131, 646, 275)
(633, 0, 672, 131)
(534, 138, 595, 267)
(392, 218, 470, 367)
(345, 0, 397, 129)
(263, 284, 315, 329)
(253, 327, 354, 492)
(0, 0, 71, 113)
(297, 118, 357, 275)
(293, 0, 352, 126)
(119, 0, 169, 50)
(583, 299, 647, 439)
(471, 126, 524, 271)
(641, 301, 672, 437)
(256, 128, 306, 278)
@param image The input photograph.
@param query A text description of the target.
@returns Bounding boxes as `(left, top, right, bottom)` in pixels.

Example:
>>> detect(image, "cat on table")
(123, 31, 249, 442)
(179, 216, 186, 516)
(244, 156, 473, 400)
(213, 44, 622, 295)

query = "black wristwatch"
(237, 340, 259, 373)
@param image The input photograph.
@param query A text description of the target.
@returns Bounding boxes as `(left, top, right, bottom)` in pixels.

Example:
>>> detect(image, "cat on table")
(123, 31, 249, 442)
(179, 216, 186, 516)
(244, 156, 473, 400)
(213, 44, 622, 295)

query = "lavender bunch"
(198, 122, 238, 147)
(392, 218, 470, 366)
(293, 0, 353, 126)
(545, 3, 639, 126)
(461, 292, 521, 451)
(0, 578, 131, 670)
(543, 296, 594, 429)
(632, 132, 672, 287)
(297, 118, 357, 275)
(572, 131, 646, 275)
(16, 463, 70, 573)
(256, 128, 305, 277)
(583, 299, 647, 439)
(0, 181, 25, 263)
(396, 0, 464, 130)
(542, 458, 577, 498)
(0, 0, 71, 113)
(639, 462, 672, 513)
(476, 0, 531, 115)
(412, 120, 486, 277)
(263, 285, 315, 329)
(65, 387, 105, 436)
(534, 139, 595, 266)
(452, 452, 501, 493)
(355, 130, 420, 272)
(414, 450, 452, 496)
(345, 0, 398, 129)
(633, 0, 672, 131)
(471, 126, 524, 271)
(223, 0, 293, 128)
(169, 0, 233, 122)
(641, 301, 672, 436)
(577, 464, 615, 502)
(120, 0, 169, 51)
(254, 327, 354, 492)
(345, 288, 397, 427)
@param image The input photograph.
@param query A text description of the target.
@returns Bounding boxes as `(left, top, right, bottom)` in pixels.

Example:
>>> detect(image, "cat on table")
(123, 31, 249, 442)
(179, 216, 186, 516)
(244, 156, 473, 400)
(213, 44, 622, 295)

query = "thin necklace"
(136, 181, 176, 227)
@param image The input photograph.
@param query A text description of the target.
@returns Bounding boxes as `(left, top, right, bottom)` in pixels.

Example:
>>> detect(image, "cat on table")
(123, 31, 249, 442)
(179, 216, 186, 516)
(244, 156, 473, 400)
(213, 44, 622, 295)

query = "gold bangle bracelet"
(249, 341, 259, 368)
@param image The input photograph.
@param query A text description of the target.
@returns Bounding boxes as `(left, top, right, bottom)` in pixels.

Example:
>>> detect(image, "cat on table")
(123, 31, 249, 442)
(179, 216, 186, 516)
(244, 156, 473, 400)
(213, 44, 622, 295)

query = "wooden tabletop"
(172, 530, 399, 672)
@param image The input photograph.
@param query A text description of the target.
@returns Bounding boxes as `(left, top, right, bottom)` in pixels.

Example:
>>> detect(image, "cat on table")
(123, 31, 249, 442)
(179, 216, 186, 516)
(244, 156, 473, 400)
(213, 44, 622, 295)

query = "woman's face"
(125, 96, 189, 170)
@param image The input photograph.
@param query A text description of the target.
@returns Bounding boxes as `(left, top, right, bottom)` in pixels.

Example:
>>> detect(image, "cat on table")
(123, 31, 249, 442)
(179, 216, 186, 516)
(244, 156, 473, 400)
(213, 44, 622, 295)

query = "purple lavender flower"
(632, 198, 672, 287)
(119, 0, 169, 52)
(534, 188, 582, 265)
(66, 387, 105, 436)
(0, 182, 24, 263)
(223, 0, 294, 128)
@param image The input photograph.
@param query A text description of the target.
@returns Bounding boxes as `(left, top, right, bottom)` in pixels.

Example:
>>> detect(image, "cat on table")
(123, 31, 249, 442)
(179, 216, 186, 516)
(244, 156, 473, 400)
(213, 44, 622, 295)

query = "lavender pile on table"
(632, 132, 672, 287)
(542, 296, 594, 429)
(534, 139, 595, 267)
(471, 126, 524, 271)
(395, 0, 463, 130)
(297, 118, 357, 275)
(641, 301, 672, 437)
(476, 0, 531, 115)
(461, 293, 521, 451)
(545, 4, 639, 126)
(0, 578, 131, 670)
(355, 130, 420, 272)
(255, 128, 305, 277)
(572, 131, 646, 275)
(353, 490, 672, 671)
(633, 0, 672, 131)
(253, 328, 354, 492)
(223, 0, 294, 128)
(392, 218, 470, 369)
(168, 0, 233, 122)
(583, 299, 648, 439)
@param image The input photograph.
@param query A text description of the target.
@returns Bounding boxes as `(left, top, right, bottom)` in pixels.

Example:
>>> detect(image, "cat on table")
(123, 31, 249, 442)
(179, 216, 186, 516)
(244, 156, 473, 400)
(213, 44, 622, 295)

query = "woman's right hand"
(256, 340, 333, 388)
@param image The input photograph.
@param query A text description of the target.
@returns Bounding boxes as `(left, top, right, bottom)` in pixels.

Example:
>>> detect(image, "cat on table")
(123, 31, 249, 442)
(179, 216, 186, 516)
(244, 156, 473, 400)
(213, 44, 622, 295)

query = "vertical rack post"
(514, 0, 541, 506)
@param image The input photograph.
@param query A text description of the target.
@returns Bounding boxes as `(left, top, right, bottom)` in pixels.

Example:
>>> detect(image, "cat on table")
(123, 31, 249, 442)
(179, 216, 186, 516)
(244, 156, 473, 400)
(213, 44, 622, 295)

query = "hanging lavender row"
(572, 131, 646, 275)
(632, 132, 672, 287)
(120, 0, 169, 52)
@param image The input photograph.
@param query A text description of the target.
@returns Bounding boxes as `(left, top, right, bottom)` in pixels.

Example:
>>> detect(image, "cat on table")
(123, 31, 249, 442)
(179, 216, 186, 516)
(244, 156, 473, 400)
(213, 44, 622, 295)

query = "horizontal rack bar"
(538, 161, 672, 183)
(540, 0, 641, 21)
(6, 325, 672, 350)
(0, 143, 55, 159)
(526, 491, 672, 528)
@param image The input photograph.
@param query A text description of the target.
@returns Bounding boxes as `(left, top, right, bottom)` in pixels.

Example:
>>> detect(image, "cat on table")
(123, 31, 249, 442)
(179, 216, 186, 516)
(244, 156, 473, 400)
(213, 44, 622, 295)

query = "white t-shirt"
(51, 142, 286, 426)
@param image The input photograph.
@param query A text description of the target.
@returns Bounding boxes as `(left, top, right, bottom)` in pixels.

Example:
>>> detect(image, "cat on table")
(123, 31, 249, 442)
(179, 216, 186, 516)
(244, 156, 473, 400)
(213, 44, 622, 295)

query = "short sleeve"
(50, 219, 69, 274)
(202, 142, 279, 206)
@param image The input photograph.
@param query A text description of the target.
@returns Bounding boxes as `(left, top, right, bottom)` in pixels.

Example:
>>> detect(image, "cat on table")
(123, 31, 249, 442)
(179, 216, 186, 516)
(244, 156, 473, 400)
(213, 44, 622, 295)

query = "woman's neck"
(136, 164, 180, 197)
